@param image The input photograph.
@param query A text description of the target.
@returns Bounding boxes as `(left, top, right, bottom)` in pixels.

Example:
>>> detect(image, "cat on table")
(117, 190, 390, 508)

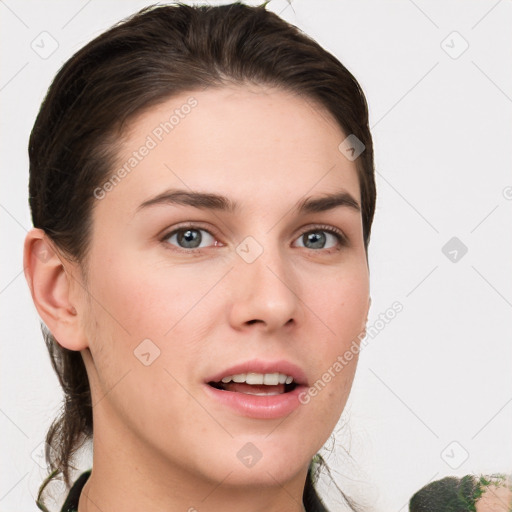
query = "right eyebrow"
(136, 189, 239, 213)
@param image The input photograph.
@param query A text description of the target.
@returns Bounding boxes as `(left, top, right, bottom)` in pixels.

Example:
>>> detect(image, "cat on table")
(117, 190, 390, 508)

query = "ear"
(360, 296, 371, 337)
(23, 228, 89, 351)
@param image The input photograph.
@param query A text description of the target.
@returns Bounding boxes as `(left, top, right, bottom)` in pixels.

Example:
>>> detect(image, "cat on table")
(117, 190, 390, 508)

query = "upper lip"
(206, 359, 308, 386)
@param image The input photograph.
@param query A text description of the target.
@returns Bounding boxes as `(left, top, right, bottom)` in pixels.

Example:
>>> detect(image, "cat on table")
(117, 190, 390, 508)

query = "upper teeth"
(220, 372, 294, 385)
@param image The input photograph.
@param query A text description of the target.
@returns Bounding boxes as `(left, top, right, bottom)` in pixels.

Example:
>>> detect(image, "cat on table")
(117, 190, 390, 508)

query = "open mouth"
(208, 372, 298, 396)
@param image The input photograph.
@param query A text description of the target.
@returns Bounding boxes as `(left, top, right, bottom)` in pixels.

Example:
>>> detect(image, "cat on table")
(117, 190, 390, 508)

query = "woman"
(23, 2, 375, 511)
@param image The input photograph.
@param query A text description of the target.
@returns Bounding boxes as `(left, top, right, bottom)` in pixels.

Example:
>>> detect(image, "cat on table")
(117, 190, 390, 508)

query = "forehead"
(96, 84, 361, 217)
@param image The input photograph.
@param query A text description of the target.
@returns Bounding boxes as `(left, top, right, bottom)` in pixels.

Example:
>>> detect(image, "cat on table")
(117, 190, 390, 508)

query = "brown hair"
(29, 3, 375, 511)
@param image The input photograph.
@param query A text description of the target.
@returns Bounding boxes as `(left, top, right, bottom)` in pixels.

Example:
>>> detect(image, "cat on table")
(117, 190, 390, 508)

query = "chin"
(214, 459, 307, 488)
(200, 435, 314, 486)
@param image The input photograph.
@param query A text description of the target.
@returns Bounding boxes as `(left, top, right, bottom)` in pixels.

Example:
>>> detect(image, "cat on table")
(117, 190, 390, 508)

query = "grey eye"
(166, 228, 215, 249)
(295, 230, 339, 250)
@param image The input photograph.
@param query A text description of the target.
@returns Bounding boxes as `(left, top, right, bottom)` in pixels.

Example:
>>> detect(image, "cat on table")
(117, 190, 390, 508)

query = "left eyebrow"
(135, 188, 360, 215)
(295, 191, 361, 214)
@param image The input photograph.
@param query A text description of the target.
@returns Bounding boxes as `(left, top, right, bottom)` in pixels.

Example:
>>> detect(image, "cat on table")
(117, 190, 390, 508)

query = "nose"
(227, 241, 300, 333)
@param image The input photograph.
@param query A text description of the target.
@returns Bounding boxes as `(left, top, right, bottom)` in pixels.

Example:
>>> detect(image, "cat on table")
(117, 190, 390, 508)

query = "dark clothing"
(60, 469, 324, 511)
(60, 470, 91, 512)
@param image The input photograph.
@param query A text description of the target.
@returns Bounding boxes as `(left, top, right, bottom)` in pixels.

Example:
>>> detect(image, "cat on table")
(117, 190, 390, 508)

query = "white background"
(1, 1, 511, 511)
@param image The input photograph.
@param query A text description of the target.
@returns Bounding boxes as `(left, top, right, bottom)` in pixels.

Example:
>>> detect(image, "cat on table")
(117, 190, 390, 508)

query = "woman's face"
(74, 84, 370, 488)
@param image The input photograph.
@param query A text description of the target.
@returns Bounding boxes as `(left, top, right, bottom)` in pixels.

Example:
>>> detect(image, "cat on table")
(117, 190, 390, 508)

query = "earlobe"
(361, 296, 371, 337)
(23, 228, 89, 351)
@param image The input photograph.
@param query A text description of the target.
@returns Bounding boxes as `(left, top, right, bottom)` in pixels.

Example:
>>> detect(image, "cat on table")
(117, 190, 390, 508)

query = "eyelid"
(159, 222, 348, 252)
(159, 221, 217, 239)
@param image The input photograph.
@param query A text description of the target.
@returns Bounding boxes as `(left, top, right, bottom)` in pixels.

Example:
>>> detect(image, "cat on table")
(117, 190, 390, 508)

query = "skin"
(24, 84, 371, 512)
(476, 479, 512, 512)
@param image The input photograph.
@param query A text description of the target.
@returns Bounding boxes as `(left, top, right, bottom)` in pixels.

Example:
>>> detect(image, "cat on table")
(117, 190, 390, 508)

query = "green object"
(409, 473, 511, 512)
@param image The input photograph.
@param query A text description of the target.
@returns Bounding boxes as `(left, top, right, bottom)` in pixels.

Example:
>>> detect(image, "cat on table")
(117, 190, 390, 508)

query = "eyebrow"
(136, 188, 361, 215)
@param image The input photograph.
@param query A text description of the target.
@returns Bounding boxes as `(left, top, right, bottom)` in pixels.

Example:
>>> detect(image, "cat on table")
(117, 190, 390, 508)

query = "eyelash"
(159, 222, 348, 255)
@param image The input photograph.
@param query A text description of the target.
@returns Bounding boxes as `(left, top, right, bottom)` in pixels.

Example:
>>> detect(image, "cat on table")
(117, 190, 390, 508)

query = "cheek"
(314, 267, 369, 345)
(88, 255, 201, 339)
(299, 356, 358, 451)
(303, 265, 368, 415)
(83, 255, 219, 395)
(81, 264, 203, 445)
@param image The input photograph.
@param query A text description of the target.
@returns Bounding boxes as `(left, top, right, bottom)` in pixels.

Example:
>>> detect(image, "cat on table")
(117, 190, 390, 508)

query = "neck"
(77, 411, 309, 512)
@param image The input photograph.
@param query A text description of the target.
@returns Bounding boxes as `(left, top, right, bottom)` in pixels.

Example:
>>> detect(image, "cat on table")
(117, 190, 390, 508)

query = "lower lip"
(203, 383, 306, 419)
